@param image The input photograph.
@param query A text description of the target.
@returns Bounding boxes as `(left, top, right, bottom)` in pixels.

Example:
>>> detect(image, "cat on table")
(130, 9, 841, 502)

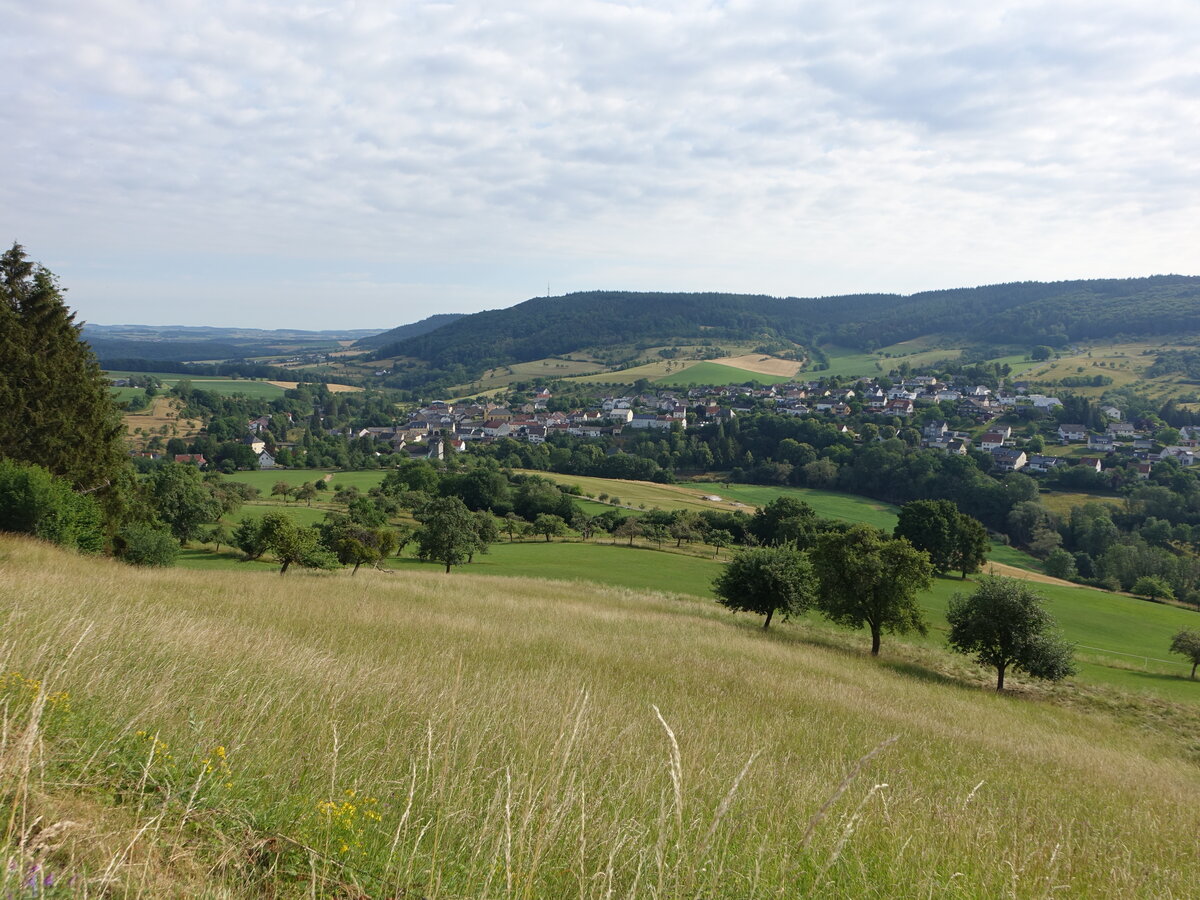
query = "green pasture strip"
(104, 370, 288, 399)
(655, 361, 794, 387)
(386, 539, 724, 599)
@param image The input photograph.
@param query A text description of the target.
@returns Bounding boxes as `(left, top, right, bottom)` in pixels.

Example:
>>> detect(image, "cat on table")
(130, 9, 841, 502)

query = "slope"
(4, 536, 1199, 897)
(366, 278, 1200, 392)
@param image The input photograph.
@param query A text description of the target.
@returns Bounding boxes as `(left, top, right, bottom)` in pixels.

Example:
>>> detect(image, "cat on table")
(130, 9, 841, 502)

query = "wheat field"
(2, 535, 1198, 898)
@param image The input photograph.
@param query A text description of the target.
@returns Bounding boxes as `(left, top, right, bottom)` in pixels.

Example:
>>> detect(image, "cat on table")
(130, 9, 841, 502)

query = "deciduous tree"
(946, 577, 1076, 691)
(148, 462, 221, 544)
(712, 546, 816, 628)
(1169, 629, 1200, 680)
(811, 524, 933, 655)
(414, 496, 479, 573)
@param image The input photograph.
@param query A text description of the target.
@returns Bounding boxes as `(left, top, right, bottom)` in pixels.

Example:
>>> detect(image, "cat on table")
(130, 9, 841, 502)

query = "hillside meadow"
(3, 535, 1200, 898)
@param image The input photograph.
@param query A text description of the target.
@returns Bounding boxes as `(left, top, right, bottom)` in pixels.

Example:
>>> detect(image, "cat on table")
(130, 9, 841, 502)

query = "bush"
(0, 459, 103, 553)
(115, 523, 179, 567)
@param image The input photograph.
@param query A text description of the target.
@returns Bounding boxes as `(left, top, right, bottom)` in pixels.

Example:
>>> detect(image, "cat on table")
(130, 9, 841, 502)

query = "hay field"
(122, 396, 204, 449)
(7, 535, 1200, 897)
(709, 354, 803, 377)
(4, 536, 1200, 897)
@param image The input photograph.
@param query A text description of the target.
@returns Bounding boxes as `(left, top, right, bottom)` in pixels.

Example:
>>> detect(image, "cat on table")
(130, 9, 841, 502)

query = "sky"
(3, 0, 1199, 331)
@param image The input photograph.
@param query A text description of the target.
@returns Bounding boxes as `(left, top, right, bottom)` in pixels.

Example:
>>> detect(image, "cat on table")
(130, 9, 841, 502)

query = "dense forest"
(367, 278, 1200, 392)
(353, 313, 464, 349)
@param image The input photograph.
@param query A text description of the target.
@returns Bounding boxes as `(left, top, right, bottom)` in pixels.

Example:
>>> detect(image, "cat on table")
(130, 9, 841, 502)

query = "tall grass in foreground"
(1, 535, 1199, 897)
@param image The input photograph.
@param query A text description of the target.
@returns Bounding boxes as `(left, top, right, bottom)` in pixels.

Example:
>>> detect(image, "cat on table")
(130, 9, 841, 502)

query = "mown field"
(106, 370, 290, 399)
(200, 466, 1200, 700)
(3, 536, 1199, 898)
(655, 361, 794, 387)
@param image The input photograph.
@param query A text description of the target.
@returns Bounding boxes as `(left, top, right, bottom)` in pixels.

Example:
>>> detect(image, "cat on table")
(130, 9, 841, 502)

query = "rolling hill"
(352, 312, 465, 349)
(365, 278, 1200, 392)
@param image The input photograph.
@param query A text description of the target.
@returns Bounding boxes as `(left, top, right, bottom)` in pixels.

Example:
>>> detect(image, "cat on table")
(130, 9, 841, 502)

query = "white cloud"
(2, 0, 1198, 327)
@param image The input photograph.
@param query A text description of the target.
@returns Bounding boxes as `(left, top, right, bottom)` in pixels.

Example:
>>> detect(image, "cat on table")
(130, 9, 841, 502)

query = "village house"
(1161, 446, 1197, 466)
(991, 448, 1028, 471)
(1025, 455, 1066, 474)
(1057, 424, 1088, 443)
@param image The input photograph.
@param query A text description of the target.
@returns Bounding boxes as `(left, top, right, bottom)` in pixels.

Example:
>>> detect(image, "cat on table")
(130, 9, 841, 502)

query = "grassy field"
(713, 483, 900, 530)
(1019, 338, 1200, 401)
(227, 468, 388, 493)
(449, 357, 605, 395)
(123, 396, 205, 449)
(390, 539, 726, 598)
(106, 370, 292, 399)
(655, 361, 794, 387)
(569, 359, 679, 384)
(1040, 490, 1122, 516)
(4, 536, 1200, 897)
(807, 345, 882, 379)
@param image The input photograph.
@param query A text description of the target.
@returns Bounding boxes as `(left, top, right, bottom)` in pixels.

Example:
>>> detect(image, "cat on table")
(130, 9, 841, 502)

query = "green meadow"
(390, 539, 726, 599)
(5, 536, 1200, 897)
(655, 361, 794, 386)
(105, 369, 289, 399)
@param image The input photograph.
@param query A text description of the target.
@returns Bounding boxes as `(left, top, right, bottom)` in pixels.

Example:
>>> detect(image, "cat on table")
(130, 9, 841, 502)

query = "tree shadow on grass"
(876, 659, 964, 689)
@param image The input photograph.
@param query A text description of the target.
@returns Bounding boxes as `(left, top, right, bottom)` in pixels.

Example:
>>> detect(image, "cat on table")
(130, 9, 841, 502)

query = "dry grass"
(122, 397, 204, 450)
(266, 381, 362, 393)
(710, 355, 803, 377)
(2, 536, 1200, 897)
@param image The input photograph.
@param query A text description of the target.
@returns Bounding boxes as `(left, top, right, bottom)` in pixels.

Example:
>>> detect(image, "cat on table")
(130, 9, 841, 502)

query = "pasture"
(655, 361, 794, 387)
(105, 370, 363, 399)
(4, 536, 1200, 897)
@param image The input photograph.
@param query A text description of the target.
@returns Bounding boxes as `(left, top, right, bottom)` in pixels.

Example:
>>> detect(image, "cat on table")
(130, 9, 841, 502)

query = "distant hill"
(367, 277, 1200, 390)
(352, 313, 465, 350)
(82, 324, 385, 365)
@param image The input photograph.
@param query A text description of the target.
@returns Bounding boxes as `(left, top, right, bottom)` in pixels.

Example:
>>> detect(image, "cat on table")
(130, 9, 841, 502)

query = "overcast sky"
(4, 1, 1198, 330)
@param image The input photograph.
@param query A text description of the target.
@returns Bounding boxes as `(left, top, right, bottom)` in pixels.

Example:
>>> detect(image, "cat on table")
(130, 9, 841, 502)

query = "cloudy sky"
(4, 1, 1199, 330)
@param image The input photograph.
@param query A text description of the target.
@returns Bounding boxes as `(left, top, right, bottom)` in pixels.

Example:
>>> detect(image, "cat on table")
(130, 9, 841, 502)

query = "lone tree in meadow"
(533, 513, 568, 542)
(257, 512, 337, 575)
(1132, 575, 1175, 603)
(946, 577, 1077, 691)
(1169, 629, 1200, 680)
(414, 496, 480, 572)
(712, 546, 816, 629)
(810, 524, 933, 655)
(320, 514, 399, 575)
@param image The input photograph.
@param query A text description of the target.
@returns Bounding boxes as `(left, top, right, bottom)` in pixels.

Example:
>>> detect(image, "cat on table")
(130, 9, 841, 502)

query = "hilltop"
(361, 278, 1200, 392)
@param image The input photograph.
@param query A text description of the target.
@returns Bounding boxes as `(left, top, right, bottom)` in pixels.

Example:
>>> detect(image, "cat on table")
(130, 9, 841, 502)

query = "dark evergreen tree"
(0, 244, 127, 502)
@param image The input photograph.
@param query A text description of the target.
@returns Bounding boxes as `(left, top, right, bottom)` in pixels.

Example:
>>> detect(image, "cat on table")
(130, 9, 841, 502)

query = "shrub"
(0, 459, 102, 553)
(115, 523, 179, 567)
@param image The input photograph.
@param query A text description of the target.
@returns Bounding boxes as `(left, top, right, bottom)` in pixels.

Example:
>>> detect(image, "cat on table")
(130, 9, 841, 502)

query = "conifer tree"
(0, 244, 127, 499)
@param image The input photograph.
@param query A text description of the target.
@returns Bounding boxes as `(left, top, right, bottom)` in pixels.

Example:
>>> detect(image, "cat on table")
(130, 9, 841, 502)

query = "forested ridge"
(354, 313, 465, 349)
(367, 277, 1200, 390)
